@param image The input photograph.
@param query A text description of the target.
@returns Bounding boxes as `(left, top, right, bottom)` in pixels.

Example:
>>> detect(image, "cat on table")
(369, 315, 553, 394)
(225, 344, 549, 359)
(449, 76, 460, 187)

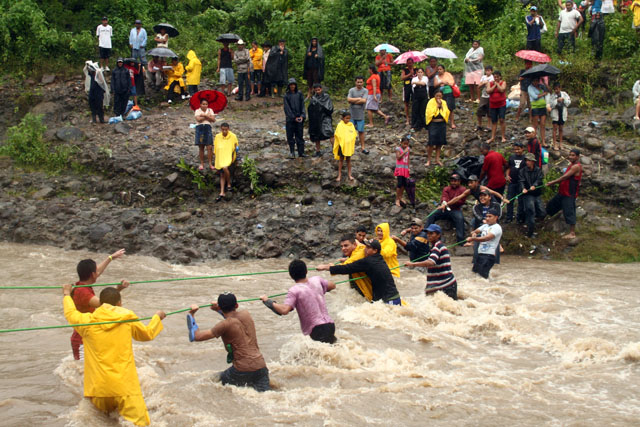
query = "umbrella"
(153, 23, 179, 38)
(374, 43, 400, 53)
(515, 50, 551, 63)
(189, 90, 228, 114)
(393, 51, 427, 65)
(147, 47, 178, 58)
(520, 64, 561, 79)
(421, 47, 457, 59)
(216, 33, 241, 43)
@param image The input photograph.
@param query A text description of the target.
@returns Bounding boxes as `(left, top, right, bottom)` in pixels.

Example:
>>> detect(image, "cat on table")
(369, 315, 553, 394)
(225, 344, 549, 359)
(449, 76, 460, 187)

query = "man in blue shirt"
(129, 20, 147, 66)
(525, 6, 546, 52)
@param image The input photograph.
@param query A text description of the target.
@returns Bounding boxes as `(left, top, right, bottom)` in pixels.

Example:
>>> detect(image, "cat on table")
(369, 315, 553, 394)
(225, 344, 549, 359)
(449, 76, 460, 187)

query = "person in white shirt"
(476, 66, 494, 132)
(96, 17, 113, 71)
(555, 0, 584, 54)
(467, 208, 502, 279)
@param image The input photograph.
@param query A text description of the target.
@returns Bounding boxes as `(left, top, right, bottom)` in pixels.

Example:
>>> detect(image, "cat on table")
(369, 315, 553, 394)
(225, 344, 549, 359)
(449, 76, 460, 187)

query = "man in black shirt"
(505, 142, 526, 223)
(520, 152, 545, 237)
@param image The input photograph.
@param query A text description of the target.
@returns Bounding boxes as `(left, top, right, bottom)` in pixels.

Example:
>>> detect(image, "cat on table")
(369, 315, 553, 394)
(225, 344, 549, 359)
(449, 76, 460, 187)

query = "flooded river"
(0, 242, 639, 426)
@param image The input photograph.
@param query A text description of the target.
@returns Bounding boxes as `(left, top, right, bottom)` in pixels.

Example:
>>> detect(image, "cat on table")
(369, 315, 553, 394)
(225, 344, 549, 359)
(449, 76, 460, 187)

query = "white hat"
(237, 39, 245, 45)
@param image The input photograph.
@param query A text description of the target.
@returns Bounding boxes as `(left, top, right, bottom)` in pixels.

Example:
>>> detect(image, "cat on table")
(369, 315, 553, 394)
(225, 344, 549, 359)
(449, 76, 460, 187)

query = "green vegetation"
(416, 165, 453, 204)
(176, 157, 216, 191)
(241, 157, 268, 195)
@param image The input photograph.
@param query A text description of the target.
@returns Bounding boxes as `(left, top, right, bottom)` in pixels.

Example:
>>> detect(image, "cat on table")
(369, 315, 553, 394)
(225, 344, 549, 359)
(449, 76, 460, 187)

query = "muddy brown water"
(1, 243, 639, 426)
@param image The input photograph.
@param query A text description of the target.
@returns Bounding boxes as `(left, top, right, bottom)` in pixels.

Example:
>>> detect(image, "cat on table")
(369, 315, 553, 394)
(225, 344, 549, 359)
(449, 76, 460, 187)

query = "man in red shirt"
(479, 142, 507, 195)
(70, 248, 128, 360)
(427, 173, 467, 244)
(545, 148, 582, 239)
(525, 126, 543, 169)
(375, 49, 394, 101)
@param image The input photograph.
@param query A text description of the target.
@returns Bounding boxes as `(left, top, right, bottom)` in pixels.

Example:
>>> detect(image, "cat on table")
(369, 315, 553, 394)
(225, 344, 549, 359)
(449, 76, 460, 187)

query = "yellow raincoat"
(185, 50, 202, 86)
(63, 296, 163, 426)
(425, 97, 450, 125)
(164, 62, 186, 93)
(333, 120, 356, 159)
(376, 222, 400, 277)
(214, 131, 238, 169)
(341, 243, 373, 301)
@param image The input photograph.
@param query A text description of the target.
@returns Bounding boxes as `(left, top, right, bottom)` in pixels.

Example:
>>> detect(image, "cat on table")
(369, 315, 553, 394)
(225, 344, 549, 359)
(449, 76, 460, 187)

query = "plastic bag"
(126, 110, 142, 121)
(108, 115, 123, 124)
(452, 84, 461, 98)
(124, 100, 134, 116)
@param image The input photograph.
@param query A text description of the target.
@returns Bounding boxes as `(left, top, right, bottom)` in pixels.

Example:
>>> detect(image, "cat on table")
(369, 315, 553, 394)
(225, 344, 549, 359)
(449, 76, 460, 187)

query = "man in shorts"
(467, 209, 502, 279)
(261, 260, 337, 343)
(476, 65, 494, 132)
(375, 49, 393, 101)
(347, 76, 369, 154)
(96, 17, 112, 71)
(217, 41, 235, 97)
(545, 148, 583, 239)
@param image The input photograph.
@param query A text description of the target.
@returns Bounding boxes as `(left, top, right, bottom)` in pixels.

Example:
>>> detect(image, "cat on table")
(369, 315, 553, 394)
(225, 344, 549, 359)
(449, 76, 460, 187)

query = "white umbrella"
(374, 43, 400, 53)
(422, 47, 457, 59)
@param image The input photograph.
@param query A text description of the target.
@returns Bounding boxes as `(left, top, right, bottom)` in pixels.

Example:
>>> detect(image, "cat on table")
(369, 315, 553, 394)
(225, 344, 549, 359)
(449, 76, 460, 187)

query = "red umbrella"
(189, 90, 228, 113)
(515, 50, 551, 63)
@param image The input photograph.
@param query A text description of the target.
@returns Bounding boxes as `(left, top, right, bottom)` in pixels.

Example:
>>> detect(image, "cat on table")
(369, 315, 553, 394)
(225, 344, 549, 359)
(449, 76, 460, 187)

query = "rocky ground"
(0, 74, 639, 264)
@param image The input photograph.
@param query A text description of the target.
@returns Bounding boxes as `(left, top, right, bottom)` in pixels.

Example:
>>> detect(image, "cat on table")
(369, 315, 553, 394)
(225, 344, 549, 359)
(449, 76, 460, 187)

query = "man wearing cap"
(545, 148, 582, 239)
(428, 173, 467, 244)
(479, 142, 508, 196)
(526, 6, 546, 52)
(96, 17, 113, 71)
(392, 218, 430, 268)
(405, 224, 457, 300)
(260, 260, 337, 344)
(186, 293, 270, 392)
(505, 141, 526, 223)
(234, 40, 251, 101)
(525, 126, 543, 169)
(111, 58, 132, 118)
(317, 239, 401, 305)
(520, 151, 545, 237)
(129, 20, 147, 66)
(444, 174, 506, 207)
(467, 190, 502, 265)
(467, 209, 502, 279)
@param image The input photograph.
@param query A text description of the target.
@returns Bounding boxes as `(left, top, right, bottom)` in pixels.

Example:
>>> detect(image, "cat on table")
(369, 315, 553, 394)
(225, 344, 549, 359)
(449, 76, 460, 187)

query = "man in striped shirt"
(404, 224, 457, 300)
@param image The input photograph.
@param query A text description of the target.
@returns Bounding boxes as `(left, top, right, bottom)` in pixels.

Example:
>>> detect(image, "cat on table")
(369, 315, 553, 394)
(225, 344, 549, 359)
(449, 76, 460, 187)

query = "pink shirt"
(284, 276, 333, 335)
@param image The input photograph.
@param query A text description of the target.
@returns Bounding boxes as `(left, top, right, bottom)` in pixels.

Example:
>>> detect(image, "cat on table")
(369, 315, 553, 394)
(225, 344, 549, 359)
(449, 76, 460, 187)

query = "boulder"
(88, 223, 112, 243)
(359, 200, 371, 209)
(584, 137, 603, 150)
(303, 229, 323, 245)
(114, 122, 131, 135)
(628, 149, 640, 165)
(32, 187, 55, 199)
(612, 155, 628, 170)
(257, 241, 282, 258)
(55, 127, 85, 142)
(31, 101, 60, 123)
(230, 245, 247, 259)
(183, 248, 201, 258)
(195, 226, 224, 240)
(152, 223, 168, 234)
(41, 74, 56, 85)
(162, 172, 179, 188)
(172, 211, 192, 222)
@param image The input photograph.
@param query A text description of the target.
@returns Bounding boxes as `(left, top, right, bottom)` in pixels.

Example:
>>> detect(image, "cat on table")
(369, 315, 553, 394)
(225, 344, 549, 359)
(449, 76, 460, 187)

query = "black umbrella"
(153, 23, 179, 38)
(147, 47, 178, 58)
(216, 33, 241, 43)
(521, 64, 561, 79)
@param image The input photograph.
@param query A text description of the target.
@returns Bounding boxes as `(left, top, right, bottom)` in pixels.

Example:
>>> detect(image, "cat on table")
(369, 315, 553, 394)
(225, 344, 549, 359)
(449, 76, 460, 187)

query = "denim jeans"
(427, 209, 465, 244)
(506, 181, 524, 221)
(557, 32, 575, 54)
(131, 47, 147, 65)
(522, 194, 545, 236)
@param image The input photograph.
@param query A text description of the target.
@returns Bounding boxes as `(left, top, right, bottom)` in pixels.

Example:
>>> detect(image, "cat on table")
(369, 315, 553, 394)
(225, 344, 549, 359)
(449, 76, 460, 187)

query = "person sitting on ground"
(425, 90, 450, 167)
(355, 225, 368, 244)
(69, 249, 127, 360)
(261, 260, 337, 344)
(194, 99, 216, 171)
(63, 284, 165, 426)
(466, 209, 502, 279)
(477, 66, 494, 132)
(337, 234, 373, 300)
(317, 239, 401, 305)
(428, 173, 467, 245)
(213, 123, 238, 202)
(308, 83, 334, 157)
(520, 152, 546, 238)
(525, 126, 543, 169)
(479, 142, 507, 195)
(545, 148, 583, 239)
(404, 224, 457, 300)
(445, 174, 507, 206)
(284, 78, 306, 158)
(154, 27, 169, 48)
(394, 135, 411, 207)
(549, 82, 571, 151)
(333, 111, 357, 182)
(145, 56, 165, 89)
(486, 70, 507, 144)
(347, 76, 369, 154)
(375, 222, 400, 277)
(164, 57, 186, 103)
(392, 218, 430, 269)
(505, 142, 526, 224)
(187, 293, 270, 392)
(185, 50, 202, 97)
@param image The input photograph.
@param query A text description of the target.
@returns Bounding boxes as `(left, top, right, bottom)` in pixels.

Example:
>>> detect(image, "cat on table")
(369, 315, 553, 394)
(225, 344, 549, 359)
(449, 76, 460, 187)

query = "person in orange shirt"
(375, 49, 394, 101)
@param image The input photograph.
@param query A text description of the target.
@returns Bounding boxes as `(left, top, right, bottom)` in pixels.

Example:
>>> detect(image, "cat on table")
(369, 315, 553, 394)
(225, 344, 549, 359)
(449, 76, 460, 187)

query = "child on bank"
(394, 135, 411, 207)
(549, 82, 571, 151)
(333, 111, 357, 182)
(194, 99, 216, 171)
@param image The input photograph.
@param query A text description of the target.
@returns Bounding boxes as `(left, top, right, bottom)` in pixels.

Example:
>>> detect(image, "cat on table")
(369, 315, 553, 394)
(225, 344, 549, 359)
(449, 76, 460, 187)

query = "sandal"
(215, 195, 223, 202)
(187, 314, 199, 342)
(198, 165, 204, 171)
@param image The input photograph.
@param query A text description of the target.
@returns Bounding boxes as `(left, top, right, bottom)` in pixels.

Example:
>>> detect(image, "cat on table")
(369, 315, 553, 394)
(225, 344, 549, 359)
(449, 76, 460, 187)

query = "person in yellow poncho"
(185, 50, 202, 97)
(214, 123, 239, 202)
(338, 234, 373, 301)
(425, 90, 450, 167)
(632, 0, 640, 32)
(62, 284, 165, 426)
(164, 56, 186, 103)
(375, 222, 400, 277)
(333, 111, 357, 182)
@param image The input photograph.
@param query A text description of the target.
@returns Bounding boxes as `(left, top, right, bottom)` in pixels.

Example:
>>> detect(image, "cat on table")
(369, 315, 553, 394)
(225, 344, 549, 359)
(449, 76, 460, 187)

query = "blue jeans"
(131, 47, 147, 65)
(427, 209, 465, 244)
(522, 194, 545, 236)
(237, 72, 250, 99)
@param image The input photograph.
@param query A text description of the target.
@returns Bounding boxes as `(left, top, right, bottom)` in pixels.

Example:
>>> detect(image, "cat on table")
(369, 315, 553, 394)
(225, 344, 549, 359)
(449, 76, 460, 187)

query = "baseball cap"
(102, 16, 108, 20)
(218, 292, 237, 311)
(134, 19, 142, 24)
(410, 218, 424, 227)
(525, 152, 536, 161)
(116, 57, 124, 63)
(237, 39, 245, 45)
(479, 189, 490, 196)
(530, 6, 537, 10)
(467, 174, 479, 181)
(525, 126, 536, 133)
(364, 239, 382, 252)
(450, 173, 461, 180)
(425, 224, 442, 234)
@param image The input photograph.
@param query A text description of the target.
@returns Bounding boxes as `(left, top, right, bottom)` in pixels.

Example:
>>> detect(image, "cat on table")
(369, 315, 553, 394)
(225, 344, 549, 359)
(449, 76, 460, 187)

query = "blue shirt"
(591, 0, 602, 13)
(129, 28, 147, 49)
(525, 15, 543, 41)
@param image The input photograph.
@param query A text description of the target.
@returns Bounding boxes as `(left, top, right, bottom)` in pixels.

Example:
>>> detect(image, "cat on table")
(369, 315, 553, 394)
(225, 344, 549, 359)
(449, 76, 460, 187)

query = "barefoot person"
(425, 91, 450, 167)
(62, 284, 165, 426)
(486, 70, 507, 144)
(394, 135, 411, 207)
(213, 123, 238, 202)
(194, 99, 216, 171)
(186, 293, 270, 392)
(347, 76, 369, 154)
(260, 260, 337, 344)
(366, 64, 390, 127)
(545, 148, 583, 239)
(333, 111, 357, 182)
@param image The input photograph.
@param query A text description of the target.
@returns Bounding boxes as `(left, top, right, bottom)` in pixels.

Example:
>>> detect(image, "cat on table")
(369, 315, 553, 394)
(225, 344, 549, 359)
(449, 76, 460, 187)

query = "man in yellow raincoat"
(333, 111, 356, 182)
(375, 222, 400, 277)
(338, 234, 373, 301)
(214, 122, 239, 202)
(62, 284, 165, 426)
(164, 56, 186, 103)
(185, 50, 202, 97)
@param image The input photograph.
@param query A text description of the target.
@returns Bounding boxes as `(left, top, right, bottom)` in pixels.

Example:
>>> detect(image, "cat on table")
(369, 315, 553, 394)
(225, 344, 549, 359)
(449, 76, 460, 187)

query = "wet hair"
(340, 234, 356, 243)
(493, 70, 502, 77)
(77, 259, 97, 281)
(355, 76, 364, 81)
(570, 148, 581, 156)
(480, 142, 491, 151)
(485, 65, 493, 71)
(288, 259, 307, 281)
(220, 122, 230, 128)
(437, 64, 446, 70)
(356, 225, 367, 233)
(313, 83, 322, 89)
(100, 287, 121, 305)
(553, 82, 561, 89)
(368, 64, 378, 75)
(341, 110, 351, 118)
(487, 208, 500, 216)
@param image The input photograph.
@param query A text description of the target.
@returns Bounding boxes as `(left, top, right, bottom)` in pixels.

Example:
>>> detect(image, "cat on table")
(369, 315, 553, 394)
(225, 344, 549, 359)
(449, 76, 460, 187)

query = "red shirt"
(482, 151, 507, 189)
(366, 74, 380, 95)
(375, 54, 393, 72)
(71, 282, 96, 313)
(488, 82, 506, 109)
(441, 185, 467, 210)
(559, 162, 582, 198)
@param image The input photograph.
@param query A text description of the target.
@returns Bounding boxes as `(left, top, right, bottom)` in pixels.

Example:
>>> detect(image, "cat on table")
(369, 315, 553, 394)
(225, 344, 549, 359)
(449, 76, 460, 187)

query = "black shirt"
(508, 154, 526, 181)
(330, 254, 400, 302)
(220, 48, 232, 68)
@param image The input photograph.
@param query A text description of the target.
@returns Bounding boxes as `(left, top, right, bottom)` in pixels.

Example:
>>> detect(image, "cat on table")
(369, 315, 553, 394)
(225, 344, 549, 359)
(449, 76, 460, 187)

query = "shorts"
(91, 395, 150, 426)
(130, 86, 136, 96)
(552, 117, 565, 125)
(310, 323, 337, 344)
(351, 119, 365, 132)
(99, 47, 111, 59)
(489, 105, 506, 122)
(472, 253, 496, 279)
(336, 146, 350, 159)
(380, 70, 392, 89)
(252, 70, 263, 84)
(477, 97, 490, 117)
(219, 68, 234, 85)
(403, 84, 413, 102)
(531, 107, 547, 117)
(396, 175, 408, 188)
(195, 124, 213, 146)
(365, 94, 380, 111)
(219, 366, 270, 392)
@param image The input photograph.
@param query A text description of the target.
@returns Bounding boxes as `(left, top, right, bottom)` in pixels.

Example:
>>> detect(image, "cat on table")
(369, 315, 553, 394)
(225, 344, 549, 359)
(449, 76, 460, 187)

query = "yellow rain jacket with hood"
(185, 50, 202, 86)
(164, 61, 186, 92)
(376, 222, 400, 277)
(333, 120, 356, 159)
(342, 243, 373, 301)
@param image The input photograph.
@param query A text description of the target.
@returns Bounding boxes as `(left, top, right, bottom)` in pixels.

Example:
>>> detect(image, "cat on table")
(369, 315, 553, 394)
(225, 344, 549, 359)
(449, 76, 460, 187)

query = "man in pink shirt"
(261, 260, 337, 343)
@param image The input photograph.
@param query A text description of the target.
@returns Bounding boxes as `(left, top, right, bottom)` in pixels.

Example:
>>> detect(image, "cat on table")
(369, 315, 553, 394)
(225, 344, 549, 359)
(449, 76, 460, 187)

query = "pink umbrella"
(393, 51, 427, 65)
(515, 50, 551, 63)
